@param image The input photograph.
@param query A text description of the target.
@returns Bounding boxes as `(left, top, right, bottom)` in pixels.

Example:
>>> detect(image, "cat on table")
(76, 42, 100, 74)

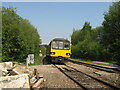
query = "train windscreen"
(52, 40, 70, 50)
(64, 42, 70, 50)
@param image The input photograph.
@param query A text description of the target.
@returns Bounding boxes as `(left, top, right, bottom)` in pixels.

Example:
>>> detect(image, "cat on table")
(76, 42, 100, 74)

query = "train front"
(50, 39, 71, 62)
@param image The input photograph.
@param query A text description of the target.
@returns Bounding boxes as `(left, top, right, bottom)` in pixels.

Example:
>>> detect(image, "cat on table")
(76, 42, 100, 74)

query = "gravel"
(65, 62, 120, 87)
(29, 65, 81, 88)
(29, 61, 120, 89)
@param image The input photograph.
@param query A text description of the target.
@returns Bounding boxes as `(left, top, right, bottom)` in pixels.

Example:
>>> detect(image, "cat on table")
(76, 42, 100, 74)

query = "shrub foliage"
(2, 7, 41, 62)
(71, 2, 120, 65)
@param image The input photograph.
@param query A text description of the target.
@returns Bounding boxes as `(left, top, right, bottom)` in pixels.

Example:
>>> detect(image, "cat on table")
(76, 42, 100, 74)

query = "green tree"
(2, 7, 41, 62)
(71, 22, 103, 61)
(102, 2, 120, 64)
(71, 2, 120, 65)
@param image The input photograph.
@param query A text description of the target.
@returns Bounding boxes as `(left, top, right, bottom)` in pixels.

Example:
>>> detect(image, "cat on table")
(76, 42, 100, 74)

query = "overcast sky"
(3, 2, 112, 44)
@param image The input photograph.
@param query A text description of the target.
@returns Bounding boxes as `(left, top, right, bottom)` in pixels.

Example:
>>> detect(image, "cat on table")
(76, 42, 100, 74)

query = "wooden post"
(34, 69, 39, 81)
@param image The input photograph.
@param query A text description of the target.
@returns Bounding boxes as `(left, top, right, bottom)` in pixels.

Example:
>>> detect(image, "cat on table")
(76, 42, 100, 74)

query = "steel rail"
(64, 64, 120, 90)
(67, 59, 120, 73)
(54, 64, 87, 90)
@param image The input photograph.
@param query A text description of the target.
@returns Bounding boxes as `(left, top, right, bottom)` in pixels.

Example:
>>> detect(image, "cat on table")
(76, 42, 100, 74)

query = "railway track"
(53, 63, 120, 89)
(66, 59, 120, 73)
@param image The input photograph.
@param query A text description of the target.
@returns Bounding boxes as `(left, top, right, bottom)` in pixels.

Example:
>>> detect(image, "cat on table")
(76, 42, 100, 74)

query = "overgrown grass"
(29, 45, 46, 66)
(92, 63, 109, 66)
(71, 58, 117, 66)
(34, 54, 44, 65)
(72, 58, 94, 63)
(0, 53, 2, 62)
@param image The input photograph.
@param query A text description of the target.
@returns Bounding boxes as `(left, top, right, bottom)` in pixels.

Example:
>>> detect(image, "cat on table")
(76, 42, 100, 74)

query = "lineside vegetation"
(71, 2, 120, 65)
(2, 7, 41, 62)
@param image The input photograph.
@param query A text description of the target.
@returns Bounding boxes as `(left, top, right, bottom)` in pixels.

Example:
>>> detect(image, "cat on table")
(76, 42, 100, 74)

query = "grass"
(0, 53, 1, 62)
(34, 54, 44, 65)
(29, 45, 46, 66)
(29, 54, 45, 66)
(92, 62, 116, 66)
(72, 58, 94, 63)
(71, 58, 117, 66)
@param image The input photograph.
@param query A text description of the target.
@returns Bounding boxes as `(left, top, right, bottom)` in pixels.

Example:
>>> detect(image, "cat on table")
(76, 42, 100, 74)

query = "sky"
(2, 2, 112, 44)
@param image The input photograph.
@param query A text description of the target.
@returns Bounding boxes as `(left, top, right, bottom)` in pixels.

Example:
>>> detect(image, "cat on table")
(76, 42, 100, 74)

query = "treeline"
(71, 2, 120, 65)
(2, 7, 41, 62)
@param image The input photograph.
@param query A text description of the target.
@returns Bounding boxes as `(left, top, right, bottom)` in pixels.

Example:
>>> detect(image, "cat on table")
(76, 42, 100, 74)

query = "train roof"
(48, 38, 70, 45)
(52, 38, 70, 42)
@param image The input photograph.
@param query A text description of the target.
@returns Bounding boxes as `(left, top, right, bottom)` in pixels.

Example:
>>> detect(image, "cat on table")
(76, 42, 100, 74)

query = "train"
(46, 38, 71, 62)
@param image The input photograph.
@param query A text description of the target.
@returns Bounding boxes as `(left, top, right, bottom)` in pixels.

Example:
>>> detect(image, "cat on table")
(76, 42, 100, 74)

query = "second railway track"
(67, 59, 120, 73)
(53, 63, 120, 89)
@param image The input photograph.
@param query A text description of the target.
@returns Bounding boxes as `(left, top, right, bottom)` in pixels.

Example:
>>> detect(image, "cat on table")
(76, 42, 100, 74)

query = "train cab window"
(64, 42, 70, 50)
(52, 40, 70, 50)
(59, 41, 64, 49)
(52, 41, 59, 49)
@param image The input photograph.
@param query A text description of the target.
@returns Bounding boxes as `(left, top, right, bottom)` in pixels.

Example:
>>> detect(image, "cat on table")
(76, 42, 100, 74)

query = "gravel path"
(29, 65, 81, 88)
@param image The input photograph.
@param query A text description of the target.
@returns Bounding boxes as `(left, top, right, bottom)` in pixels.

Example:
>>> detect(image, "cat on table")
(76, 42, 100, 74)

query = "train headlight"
(50, 52, 55, 55)
(66, 53, 71, 56)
